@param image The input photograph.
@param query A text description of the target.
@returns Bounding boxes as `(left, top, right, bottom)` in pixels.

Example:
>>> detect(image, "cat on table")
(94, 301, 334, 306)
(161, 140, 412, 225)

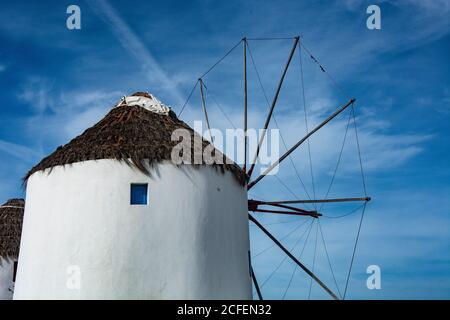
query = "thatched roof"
(24, 92, 247, 185)
(0, 199, 24, 261)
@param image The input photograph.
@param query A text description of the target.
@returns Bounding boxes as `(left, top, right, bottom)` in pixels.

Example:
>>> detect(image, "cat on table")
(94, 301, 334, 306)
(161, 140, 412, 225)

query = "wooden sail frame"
(179, 36, 371, 301)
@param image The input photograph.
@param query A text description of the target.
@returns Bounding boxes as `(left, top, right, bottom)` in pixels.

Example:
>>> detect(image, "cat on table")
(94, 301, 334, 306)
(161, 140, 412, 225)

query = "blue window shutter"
(130, 184, 148, 205)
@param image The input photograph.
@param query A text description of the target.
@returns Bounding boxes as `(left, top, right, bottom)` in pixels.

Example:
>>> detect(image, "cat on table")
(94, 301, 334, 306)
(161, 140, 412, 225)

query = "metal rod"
(247, 36, 300, 179)
(248, 98, 355, 190)
(248, 213, 339, 300)
(243, 38, 248, 173)
(265, 197, 371, 205)
(251, 265, 263, 300)
(199, 79, 214, 143)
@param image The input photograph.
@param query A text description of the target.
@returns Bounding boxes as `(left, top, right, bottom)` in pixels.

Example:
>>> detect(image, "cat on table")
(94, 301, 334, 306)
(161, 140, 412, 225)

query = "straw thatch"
(24, 92, 247, 185)
(0, 199, 24, 261)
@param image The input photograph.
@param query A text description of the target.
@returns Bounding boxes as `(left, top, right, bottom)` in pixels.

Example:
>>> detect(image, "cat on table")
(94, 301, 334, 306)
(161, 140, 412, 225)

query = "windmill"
(13, 36, 369, 301)
(0, 199, 24, 300)
(179, 36, 371, 300)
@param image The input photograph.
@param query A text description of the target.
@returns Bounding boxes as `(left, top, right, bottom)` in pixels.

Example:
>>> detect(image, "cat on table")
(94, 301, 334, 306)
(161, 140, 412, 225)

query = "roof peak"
(24, 101, 246, 185)
(115, 92, 171, 115)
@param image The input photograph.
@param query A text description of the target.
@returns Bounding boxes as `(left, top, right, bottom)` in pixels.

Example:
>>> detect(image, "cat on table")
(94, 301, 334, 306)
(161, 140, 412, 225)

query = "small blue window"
(130, 183, 148, 205)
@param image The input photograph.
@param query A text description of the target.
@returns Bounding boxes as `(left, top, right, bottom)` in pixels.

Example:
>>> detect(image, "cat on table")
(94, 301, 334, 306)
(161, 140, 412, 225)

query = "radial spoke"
(251, 265, 263, 300)
(199, 79, 214, 143)
(249, 213, 339, 300)
(248, 98, 356, 190)
(263, 197, 371, 205)
(247, 36, 300, 179)
(243, 38, 248, 173)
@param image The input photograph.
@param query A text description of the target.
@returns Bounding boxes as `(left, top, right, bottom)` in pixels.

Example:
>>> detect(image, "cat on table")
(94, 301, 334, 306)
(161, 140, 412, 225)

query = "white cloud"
(16, 77, 117, 145)
(176, 92, 430, 186)
(0, 139, 41, 159)
(63, 105, 111, 138)
(18, 77, 54, 114)
(85, 0, 185, 107)
(16, 76, 124, 141)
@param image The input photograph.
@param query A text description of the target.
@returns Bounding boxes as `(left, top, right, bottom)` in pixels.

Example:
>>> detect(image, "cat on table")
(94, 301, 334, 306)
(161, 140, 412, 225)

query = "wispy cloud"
(24, 88, 123, 141)
(85, 0, 185, 107)
(18, 76, 54, 114)
(17, 76, 126, 141)
(0, 139, 41, 160)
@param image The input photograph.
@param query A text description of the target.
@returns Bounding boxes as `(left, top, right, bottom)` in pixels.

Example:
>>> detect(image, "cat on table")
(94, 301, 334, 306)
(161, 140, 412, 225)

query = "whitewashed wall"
(0, 258, 14, 300)
(14, 160, 251, 299)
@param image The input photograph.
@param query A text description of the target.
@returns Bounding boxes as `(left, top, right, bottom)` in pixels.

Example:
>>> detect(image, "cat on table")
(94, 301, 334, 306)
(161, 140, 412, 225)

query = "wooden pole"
(248, 98, 355, 190)
(243, 38, 248, 173)
(247, 36, 300, 179)
(249, 213, 339, 300)
(199, 79, 214, 143)
(248, 199, 319, 217)
(251, 265, 263, 300)
(264, 197, 371, 205)
(253, 208, 321, 218)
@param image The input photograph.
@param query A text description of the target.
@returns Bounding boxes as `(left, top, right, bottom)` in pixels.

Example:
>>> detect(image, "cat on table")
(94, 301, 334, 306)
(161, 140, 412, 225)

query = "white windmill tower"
(0, 198, 24, 300)
(15, 36, 371, 301)
(14, 92, 252, 299)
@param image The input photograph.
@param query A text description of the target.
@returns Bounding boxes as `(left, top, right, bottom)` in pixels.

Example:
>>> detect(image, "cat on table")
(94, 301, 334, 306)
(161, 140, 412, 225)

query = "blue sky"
(0, 0, 449, 299)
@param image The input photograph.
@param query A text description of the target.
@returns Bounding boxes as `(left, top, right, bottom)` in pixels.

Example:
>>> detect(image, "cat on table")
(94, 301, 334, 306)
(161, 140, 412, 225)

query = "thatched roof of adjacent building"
(0, 199, 24, 261)
(24, 92, 247, 185)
